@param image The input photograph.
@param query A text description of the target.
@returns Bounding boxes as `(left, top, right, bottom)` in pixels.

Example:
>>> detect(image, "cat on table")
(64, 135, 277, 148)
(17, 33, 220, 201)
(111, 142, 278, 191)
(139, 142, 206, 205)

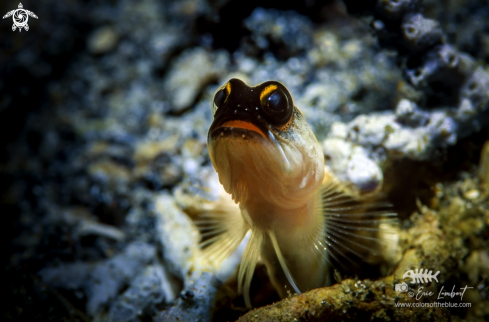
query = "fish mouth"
(219, 120, 268, 138)
(209, 111, 271, 141)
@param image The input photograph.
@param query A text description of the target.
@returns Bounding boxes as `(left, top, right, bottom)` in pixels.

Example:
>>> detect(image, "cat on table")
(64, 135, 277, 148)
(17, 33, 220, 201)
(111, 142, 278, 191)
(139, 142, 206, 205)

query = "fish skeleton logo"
(395, 268, 440, 292)
(403, 268, 440, 284)
(3, 3, 38, 32)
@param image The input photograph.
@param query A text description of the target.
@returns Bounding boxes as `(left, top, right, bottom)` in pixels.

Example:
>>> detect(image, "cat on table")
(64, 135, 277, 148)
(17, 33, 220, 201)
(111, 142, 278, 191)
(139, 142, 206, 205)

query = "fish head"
(208, 78, 324, 215)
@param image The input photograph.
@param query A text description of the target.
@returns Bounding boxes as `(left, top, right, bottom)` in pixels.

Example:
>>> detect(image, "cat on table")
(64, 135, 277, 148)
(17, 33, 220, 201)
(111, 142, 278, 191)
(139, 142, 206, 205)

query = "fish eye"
(260, 85, 293, 127)
(212, 85, 229, 115)
(214, 88, 227, 107)
(266, 91, 287, 113)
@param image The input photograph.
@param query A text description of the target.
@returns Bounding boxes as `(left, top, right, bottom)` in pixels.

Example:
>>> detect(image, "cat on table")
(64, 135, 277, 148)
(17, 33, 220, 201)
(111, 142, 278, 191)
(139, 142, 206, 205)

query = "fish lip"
(208, 126, 269, 143)
(209, 110, 272, 141)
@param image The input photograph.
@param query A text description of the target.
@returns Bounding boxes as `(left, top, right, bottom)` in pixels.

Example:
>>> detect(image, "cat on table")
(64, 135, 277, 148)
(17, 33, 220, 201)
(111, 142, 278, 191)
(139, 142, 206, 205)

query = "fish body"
(203, 78, 396, 307)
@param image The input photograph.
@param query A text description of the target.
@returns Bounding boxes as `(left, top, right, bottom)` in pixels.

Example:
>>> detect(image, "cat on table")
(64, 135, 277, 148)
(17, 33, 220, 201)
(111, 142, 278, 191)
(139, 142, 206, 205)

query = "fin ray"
(196, 193, 249, 267)
(268, 230, 302, 295)
(238, 228, 263, 308)
(315, 174, 399, 269)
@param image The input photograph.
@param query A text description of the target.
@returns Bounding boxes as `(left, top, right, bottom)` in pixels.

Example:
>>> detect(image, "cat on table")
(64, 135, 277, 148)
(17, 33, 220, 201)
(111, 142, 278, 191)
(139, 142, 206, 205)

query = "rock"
(325, 95, 487, 162)
(402, 14, 442, 53)
(164, 48, 230, 113)
(461, 67, 489, 110)
(38, 242, 156, 317)
(322, 138, 383, 193)
(107, 264, 178, 322)
(89, 160, 132, 183)
(406, 45, 476, 96)
(479, 141, 489, 188)
(88, 26, 119, 55)
(376, 0, 420, 21)
(243, 8, 314, 58)
(75, 220, 126, 241)
(154, 193, 201, 285)
(156, 272, 222, 322)
(134, 137, 179, 171)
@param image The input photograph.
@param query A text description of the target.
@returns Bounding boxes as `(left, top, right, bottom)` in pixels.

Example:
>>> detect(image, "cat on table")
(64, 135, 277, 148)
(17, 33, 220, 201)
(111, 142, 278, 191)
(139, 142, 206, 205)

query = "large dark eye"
(267, 91, 287, 113)
(260, 84, 293, 127)
(214, 88, 227, 108)
(212, 85, 229, 115)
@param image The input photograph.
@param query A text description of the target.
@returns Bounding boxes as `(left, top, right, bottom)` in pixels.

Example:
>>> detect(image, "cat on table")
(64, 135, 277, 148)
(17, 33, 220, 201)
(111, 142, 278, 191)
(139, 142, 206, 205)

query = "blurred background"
(1, 0, 489, 321)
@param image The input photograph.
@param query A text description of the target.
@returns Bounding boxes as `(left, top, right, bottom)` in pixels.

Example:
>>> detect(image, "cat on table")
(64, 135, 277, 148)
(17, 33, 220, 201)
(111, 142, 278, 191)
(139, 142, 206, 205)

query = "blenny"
(201, 78, 397, 307)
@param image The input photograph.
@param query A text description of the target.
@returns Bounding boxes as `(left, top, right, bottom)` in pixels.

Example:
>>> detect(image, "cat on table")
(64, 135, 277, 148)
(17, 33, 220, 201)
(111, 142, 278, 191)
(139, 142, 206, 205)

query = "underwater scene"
(1, 0, 488, 321)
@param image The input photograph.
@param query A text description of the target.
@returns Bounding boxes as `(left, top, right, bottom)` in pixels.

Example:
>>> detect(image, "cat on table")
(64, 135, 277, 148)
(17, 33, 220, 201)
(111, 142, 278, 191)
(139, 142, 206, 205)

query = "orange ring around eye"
(259, 84, 278, 103)
(225, 82, 232, 96)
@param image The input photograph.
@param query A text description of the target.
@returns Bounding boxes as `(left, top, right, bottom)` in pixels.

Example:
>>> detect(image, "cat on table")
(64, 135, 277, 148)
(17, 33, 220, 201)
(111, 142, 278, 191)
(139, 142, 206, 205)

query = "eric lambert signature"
(438, 285, 473, 301)
(412, 285, 473, 301)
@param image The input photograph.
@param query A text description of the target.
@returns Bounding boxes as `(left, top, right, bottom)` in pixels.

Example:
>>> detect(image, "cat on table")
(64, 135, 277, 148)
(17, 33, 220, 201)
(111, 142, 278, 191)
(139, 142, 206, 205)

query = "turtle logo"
(3, 3, 38, 32)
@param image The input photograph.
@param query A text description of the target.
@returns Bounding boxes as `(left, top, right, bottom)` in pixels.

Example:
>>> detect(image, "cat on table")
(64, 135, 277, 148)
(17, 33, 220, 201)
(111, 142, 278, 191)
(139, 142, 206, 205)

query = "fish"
(200, 78, 398, 307)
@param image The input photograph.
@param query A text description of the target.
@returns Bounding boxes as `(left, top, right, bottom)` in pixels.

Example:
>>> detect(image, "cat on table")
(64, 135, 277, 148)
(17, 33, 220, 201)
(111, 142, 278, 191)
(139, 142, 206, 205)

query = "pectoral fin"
(195, 192, 249, 266)
(317, 176, 399, 269)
